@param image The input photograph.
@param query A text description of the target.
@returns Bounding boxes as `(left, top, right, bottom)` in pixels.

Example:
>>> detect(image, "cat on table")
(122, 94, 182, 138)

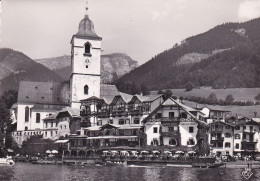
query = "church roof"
(75, 14, 102, 40)
(100, 84, 120, 97)
(17, 81, 70, 105)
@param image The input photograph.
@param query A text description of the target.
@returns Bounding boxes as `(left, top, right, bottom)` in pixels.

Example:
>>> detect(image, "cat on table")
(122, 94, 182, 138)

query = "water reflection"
(0, 163, 251, 181)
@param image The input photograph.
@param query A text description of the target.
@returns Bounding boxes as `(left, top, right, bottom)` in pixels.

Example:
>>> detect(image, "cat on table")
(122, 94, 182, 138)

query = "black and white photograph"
(1, 0, 260, 180)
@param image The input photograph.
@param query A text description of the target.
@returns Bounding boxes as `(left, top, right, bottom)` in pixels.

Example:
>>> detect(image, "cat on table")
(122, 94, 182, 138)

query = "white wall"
(179, 122, 198, 147)
(145, 122, 161, 145)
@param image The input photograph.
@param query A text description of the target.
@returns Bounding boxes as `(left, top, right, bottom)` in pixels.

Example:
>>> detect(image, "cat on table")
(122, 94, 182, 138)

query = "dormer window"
(84, 42, 92, 56)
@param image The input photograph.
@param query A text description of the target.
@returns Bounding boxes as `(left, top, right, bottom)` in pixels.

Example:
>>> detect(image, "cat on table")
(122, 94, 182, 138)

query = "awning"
(87, 136, 138, 139)
(55, 140, 69, 143)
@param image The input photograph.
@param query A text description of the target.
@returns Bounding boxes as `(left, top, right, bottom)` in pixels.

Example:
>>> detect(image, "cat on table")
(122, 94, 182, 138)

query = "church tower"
(70, 3, 102, 109)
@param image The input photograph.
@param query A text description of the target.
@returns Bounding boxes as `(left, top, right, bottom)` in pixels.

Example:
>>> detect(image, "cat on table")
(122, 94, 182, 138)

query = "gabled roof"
(43, 107, 80, 120)
(57, 107, 81, 118)
(136, 94, 163, 103)
(31, 104, 64, 111)
(17, 81, 70, 105)
(209, 120, 234, 127)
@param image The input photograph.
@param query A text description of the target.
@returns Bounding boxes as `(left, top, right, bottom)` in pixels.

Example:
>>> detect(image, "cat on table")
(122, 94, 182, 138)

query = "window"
(133, 118, 140, 124)
(46, 122, 48, 128)
(84, 85, 89, 95)
(235, 143, 239, 149)
(84, 42, 91, 54)
(243, 133, 246, 139)
(65, 125, 67, 129)
(169, 112, 175, 118)
(235, 126, 240, 130)
(36, 113, 40, 123)
(189, 127, 194, 133)
(226, 126, 230, 129)
(180, 112, 187, 119)
(25, 126, 28, 131)
(133, 130, 137, 135)
(125, 119, 130, 124)
(243, 126, 246, 130)
(56, 122, 58, 127)
(187, 138, 195, 145)
(45, 132, 47, 137)
(50, 131, 53, 136)
(97, 120, 102, 126)
(169, 138, 177, 146)
(55, 131, 57, 135)
(25, 106, 30, 122)
(108, 119, 113, 124)
(168, 127, 174, 132)
(60, 125, 62, 129)
(119, 119, 125, 125)
(225, 133, 231, 138)
(225, 142, 231, 148)
(155, 113, 162, 119)
(217, 142, 223, 148)
(235, 134, 240, 139)
(153, 127, 158, 133)
(250, 126, 253, 130)
(174, 126, 178, 131)
(51, 122, 53, 127)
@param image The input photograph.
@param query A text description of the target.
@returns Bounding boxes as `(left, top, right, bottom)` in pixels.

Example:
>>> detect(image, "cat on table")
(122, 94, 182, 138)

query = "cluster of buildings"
(10, 5, 260, 158)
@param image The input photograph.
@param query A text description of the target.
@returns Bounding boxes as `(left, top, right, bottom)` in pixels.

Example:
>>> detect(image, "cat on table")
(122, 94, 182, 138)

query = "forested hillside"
(116, 18, 260, 93)
(0, 49, 63, 94)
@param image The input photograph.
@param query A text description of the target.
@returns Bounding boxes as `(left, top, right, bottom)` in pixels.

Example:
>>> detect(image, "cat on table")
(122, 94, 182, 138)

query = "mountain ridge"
(116, 17, 260, 92)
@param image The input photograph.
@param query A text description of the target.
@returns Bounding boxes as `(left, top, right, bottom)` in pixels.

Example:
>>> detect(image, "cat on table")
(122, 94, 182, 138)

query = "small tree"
(185, 82, 193, 92)
(255, 92, 260, 101)
(164, 89, 173, 100)
(208, 92, 218, 105)
(225, 94, 234, 104)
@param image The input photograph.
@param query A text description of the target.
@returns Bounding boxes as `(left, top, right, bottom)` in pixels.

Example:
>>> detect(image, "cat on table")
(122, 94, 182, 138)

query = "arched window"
(225, 142, 231, 148)
(169, 138, 177, 146)
(36, 113, 41, 123)
(25, 106, 29, 122)
(235, 134, 240, 139)
(84, 42, 91, 54)
(187, 138, 195, 145)
(84, 85, 89, 95)
(25, 126, 28, 131)
(225, 133, 231, 138)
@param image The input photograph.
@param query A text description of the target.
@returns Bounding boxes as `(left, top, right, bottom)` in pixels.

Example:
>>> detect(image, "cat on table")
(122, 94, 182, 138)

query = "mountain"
(0, 48, 63, 95)
(116, 18, 260, 92)
(35, 53, 138, 82)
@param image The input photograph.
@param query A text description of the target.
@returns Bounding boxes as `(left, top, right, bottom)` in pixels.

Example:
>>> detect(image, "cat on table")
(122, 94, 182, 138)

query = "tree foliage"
(116, 18, 260, 91)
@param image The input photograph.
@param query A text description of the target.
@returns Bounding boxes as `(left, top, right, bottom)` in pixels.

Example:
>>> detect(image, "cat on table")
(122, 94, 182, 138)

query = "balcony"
(129, 109, 143, 116)
(243, 129, 256, 134)
(149, 117, 179, 122)
(111, 110, 128, 117)
(211, 137, 224, 141)
(242, 139, 258, 143)
(80, 121, 91, 128)
(97, 111, 110, 118)
(80, 110, 92, 117)
(161, 131, 179, 137)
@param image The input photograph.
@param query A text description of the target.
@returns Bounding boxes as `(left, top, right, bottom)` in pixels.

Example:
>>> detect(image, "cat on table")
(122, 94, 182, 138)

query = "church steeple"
(70, 2, 102, 109)
(75, 1, 101, 39)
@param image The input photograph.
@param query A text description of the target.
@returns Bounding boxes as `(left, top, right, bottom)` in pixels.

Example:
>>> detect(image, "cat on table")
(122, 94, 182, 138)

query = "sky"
(1, 0, 260, 65)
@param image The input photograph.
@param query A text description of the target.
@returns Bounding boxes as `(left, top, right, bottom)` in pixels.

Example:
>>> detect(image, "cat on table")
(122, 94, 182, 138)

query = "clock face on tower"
(85, 59, 90, 68)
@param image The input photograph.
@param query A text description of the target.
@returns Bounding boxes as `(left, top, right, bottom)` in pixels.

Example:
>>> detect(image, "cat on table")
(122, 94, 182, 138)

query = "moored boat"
(0, 157, 15, 166)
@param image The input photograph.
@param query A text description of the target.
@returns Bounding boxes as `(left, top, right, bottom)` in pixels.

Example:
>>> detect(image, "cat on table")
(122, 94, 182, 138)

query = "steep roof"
(17, 81, 70, 105)
(100, 84, 120, 97)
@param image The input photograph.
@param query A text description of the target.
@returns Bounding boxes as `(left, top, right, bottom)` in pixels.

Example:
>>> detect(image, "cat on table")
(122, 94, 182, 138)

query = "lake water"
(1, 163, 260, 181)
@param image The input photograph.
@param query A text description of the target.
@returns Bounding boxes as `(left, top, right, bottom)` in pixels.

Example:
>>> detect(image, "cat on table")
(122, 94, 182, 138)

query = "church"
(10, 5, 164, 146)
